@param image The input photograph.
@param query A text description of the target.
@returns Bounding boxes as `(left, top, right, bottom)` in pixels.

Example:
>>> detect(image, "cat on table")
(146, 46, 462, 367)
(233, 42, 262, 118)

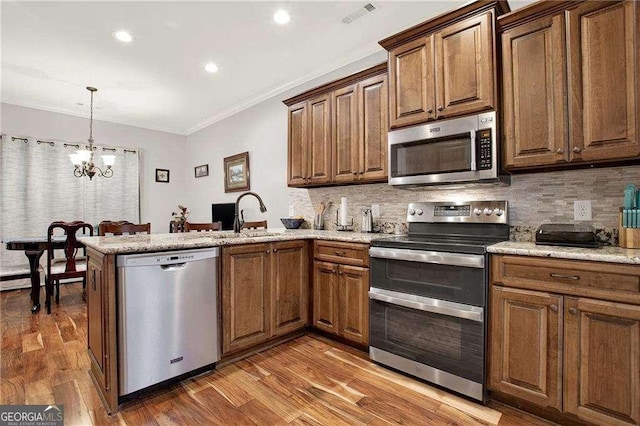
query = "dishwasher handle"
(160, 262, 187, 271)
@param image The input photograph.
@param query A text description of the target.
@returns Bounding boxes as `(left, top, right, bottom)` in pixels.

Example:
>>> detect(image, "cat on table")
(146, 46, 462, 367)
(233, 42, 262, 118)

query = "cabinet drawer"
(491, 255, 640, 304)
(314, 240, 369, 267)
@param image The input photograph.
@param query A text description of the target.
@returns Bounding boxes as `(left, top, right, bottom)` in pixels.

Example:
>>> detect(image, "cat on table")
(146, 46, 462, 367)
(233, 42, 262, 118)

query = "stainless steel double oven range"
(369, 201, 509, 402)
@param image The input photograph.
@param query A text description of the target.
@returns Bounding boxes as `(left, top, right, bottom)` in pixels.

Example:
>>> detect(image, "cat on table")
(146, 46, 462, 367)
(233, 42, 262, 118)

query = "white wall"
(1, 103, 187, 232)
(184, 51, 388, 227)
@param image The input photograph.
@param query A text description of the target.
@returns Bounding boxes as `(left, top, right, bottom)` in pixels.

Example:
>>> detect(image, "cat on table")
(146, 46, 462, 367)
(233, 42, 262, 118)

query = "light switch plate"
(574, 200, 592, 221)
(371, 204, 380, 218)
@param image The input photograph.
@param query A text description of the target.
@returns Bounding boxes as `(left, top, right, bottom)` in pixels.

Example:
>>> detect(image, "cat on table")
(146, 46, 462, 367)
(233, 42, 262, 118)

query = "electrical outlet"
(371, 204, 380, 218)
(574, 200, 592, 221)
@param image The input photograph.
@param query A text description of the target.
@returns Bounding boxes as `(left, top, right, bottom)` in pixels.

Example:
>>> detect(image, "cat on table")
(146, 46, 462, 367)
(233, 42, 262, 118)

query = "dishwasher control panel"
(116, 247, 219, 267)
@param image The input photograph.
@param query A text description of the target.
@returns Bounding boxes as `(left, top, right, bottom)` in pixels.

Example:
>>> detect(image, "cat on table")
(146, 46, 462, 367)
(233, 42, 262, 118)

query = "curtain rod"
(3, 134, 138, 154)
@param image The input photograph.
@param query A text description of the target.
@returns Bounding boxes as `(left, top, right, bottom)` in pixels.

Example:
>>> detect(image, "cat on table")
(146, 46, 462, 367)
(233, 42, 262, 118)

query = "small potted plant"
(171, 205, 189, 232)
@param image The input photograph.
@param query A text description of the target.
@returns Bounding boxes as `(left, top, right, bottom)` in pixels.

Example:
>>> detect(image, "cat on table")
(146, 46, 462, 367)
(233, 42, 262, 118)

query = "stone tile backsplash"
(289, 165, 640, 245)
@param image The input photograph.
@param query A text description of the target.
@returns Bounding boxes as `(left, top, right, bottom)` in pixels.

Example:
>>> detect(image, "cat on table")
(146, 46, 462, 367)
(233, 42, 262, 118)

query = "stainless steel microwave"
(388, 111, 501, 187)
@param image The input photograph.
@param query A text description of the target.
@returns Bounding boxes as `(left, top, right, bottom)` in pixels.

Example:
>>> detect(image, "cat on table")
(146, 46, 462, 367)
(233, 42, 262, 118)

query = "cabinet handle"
(92, 270, 96, 291)
(353, 172, 358, 175)
(266, 249, 270, 254)
(550, 273, 579, 280)
(427, 108, 433, 114)
(549, 304, 558, 312)
(437, 105, 443, 111)
(573, 146, 582, 153)
(273, 248, 277, 253)
(338, 271, 344, 275)
(556, 148, 564, 154)
(359, 171, 364, 175)
(569, 307, 578, 315)
(334, 251, 346, 256)
(332, 269, 338, 274)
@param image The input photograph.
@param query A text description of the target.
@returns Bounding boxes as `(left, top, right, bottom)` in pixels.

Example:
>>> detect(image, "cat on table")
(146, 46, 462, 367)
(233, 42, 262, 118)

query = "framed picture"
(223, 151, 250, 193)
(194, 164, 209, 178)
(155, 168, 170, 183)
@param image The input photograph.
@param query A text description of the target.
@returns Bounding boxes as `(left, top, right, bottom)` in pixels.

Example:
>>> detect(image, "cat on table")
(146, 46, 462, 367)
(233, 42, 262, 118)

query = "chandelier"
(69, 87, 114, 179)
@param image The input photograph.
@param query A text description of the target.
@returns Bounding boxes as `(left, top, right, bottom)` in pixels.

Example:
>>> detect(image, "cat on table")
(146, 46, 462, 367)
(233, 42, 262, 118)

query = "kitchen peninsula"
(79, 229, 376, 414)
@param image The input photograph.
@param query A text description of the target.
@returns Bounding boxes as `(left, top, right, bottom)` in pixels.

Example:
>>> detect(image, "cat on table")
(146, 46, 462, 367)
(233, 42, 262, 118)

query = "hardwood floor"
(1, 282, 556, 425)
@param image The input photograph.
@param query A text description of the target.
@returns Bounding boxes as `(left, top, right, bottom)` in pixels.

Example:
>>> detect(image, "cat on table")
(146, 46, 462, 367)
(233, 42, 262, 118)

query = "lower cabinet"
(490, 255, 640, 426)
(312, 241, 369, 346)
(86, 248, 118, 414)
(221, 240, 308, 356)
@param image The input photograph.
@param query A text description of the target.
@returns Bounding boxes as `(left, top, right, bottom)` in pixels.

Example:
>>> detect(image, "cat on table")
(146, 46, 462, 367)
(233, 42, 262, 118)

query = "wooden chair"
(97, 220, 133, 236)
(45, 221, 93, 314)
(184, 222, 222, 232)
(241, 220, 268, 230)
(99, 222, 151, 236)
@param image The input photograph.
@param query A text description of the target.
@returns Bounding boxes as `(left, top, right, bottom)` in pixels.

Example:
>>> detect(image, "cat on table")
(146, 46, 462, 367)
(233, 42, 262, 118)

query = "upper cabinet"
(380, 1, 508, 129)
(501, 0, 640, 170)
(284, 64, 388, 188)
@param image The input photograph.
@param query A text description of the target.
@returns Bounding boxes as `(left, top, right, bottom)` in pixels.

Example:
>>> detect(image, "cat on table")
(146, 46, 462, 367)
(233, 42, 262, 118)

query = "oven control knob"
(408, 208, 416, 216)
(483, 208, 493, 216)
(416, 209, 423, 216)
(493, 208, 504, 216)
(474, 208, 482, 216)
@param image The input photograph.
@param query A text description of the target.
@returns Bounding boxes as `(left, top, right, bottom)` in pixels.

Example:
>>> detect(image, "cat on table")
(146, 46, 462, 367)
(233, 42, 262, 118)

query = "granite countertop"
(488, 241, 640, 265)
(78, 229, 380, 255)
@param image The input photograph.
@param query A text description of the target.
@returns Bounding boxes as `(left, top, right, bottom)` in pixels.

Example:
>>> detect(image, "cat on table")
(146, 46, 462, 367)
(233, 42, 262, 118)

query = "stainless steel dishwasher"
(117, 247, 219, 396)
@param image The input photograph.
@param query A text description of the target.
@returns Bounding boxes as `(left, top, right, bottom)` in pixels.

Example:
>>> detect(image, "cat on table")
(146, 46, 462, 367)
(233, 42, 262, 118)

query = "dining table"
(3, 235, 74, 313)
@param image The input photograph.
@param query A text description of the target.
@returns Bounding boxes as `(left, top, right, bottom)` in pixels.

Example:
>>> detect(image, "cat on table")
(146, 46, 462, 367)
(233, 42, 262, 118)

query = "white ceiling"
(1, 1, 535, 136)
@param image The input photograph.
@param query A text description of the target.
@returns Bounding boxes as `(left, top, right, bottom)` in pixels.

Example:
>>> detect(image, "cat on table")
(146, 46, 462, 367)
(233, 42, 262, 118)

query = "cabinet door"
(86, 249, 118, 414)
(288, 102, 308, 186)
(502, 14, 568, 169)
(564, 297, 640, 426)
(359, 74, 388, 182)
(308, 94, 332, 185)
(222, 244, 271, 355)
(568, 1, 639, 162)
(271, 241, 309, 336)
(489, 286, 562, 410)
(388, 36, 435, 128)
(332, 85, 359, 183)
(338, 265, 369, 345)
(313, 261, 339, 335)
(435, 12, 495, 119)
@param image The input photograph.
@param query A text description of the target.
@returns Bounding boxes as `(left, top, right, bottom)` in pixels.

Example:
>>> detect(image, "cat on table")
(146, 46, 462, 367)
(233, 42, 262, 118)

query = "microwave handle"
(470, 132, 477, 171)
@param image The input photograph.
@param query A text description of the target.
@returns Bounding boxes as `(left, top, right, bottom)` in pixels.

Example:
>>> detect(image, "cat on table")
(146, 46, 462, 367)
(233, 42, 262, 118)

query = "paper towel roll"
(340, 197, 348, 226)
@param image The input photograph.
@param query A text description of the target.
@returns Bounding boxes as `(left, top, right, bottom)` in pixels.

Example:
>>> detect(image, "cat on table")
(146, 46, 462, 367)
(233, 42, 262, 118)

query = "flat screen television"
(212, 203, 235, 231)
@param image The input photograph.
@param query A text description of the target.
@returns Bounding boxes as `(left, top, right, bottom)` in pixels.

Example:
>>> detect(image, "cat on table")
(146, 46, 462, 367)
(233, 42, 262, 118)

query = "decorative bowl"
(280, 218, 305, 229)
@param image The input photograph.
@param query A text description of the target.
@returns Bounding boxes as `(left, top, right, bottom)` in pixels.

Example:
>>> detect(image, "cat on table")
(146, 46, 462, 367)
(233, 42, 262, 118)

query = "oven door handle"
(369, 247, 484, 269)
(368, 287, 484, 322)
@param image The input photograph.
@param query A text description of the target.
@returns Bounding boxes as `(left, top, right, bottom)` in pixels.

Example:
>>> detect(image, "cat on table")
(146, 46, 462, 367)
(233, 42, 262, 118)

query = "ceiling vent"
(342, 3, 377, 24)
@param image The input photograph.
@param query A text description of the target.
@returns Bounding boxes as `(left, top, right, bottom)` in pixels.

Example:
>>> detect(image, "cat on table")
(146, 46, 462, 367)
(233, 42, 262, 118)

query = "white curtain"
(0, 134, 140, 272)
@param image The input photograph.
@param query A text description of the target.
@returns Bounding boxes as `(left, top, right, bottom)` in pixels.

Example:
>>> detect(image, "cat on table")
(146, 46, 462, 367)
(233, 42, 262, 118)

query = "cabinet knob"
(427, 108, 433, 114)
(273, 248, 277, 253)
(359, 171, 364, 175)
(332, 269, 338, 274)
(549, 304, 558, 312)
(353, 172, 358, 175)
(569, 307, 578, 315)
(266, 249, 270, 254)
(573, 146, 582, 153)
(437, 105, 444, 111)
(556, 148, 564, 154)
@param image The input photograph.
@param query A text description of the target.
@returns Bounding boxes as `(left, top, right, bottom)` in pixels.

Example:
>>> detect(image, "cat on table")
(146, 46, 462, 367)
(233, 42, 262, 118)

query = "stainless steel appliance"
(369, 201, 509, 401)
(117, 247, 220, 396)
(388, 111, 504, 187)
(361, 208, 373, 233)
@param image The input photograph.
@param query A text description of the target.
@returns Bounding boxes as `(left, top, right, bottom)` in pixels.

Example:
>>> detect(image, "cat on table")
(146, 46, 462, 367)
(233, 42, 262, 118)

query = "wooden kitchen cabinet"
(312, 241, 369, 346)
(563, 297, 640, 426)
(490, 254, 640, 426)
(285, 63, 388, 187)
(490, 286, 562, 410)
(501, 0, 640, 170)
(381, 2, 505, 129)
(86, 247, 118, 414)
(222, 240, 308, 355)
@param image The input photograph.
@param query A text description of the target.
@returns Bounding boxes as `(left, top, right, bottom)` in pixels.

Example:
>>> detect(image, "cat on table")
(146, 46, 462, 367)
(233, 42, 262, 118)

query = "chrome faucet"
(233, 192, 267, 233)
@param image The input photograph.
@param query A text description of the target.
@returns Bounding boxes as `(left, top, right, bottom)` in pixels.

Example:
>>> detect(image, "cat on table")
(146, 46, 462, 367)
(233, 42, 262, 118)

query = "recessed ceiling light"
(205, 62, 218, 73)
(113, 31, 133, 43)
(273, 10, 290, 25)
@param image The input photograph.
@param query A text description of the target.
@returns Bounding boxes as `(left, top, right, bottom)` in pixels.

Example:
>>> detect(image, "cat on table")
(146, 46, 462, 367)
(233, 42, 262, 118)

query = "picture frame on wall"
(223, 151, 250, 193)
(155, 168, 170, 183)
(194, 164, 209, 178)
